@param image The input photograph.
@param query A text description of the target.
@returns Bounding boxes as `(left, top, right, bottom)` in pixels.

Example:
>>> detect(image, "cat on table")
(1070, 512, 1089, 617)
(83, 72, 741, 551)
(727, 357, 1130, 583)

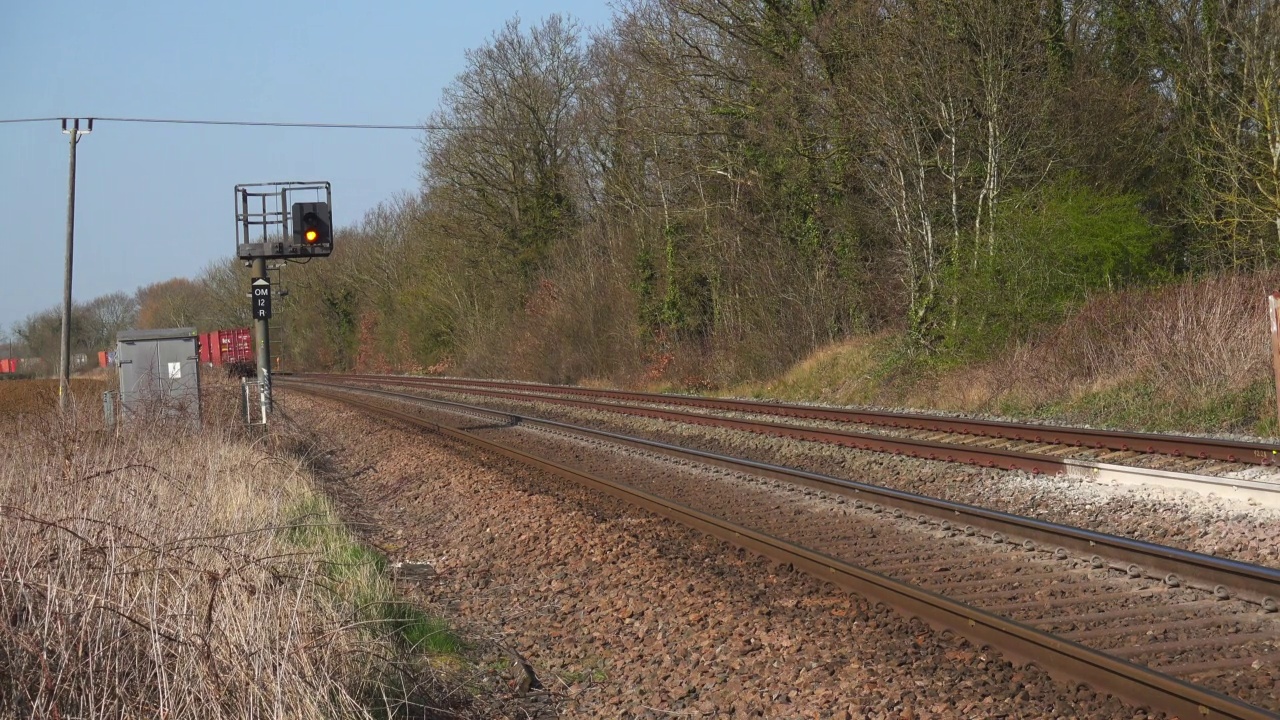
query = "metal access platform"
(234, 181, 332, 260)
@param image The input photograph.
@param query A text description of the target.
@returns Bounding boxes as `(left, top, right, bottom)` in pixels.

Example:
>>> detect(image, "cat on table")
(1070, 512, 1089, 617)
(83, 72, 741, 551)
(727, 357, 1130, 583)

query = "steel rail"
(318, 373, 1280, 508)
(303, 374, 1069, 475)
(285, 378, 1280, 605)
(315, 373, 1280, 467)
(282, 377, 1280, 720)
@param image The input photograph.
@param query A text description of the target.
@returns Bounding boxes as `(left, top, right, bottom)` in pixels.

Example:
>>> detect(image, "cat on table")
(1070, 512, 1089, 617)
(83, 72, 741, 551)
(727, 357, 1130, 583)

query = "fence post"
(241, 377, 251, 425)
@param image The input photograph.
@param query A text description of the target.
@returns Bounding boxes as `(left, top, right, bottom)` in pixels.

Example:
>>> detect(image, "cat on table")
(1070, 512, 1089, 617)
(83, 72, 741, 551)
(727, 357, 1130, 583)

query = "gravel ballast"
(280, 392, 1167, 719)
(386, 384, 1280, 571)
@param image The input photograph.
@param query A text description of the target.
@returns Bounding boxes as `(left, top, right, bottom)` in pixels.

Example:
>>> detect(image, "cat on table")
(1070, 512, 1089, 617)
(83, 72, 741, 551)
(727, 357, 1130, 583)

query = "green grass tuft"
(387, 605, 464, 655)
(281, 494, 464, 657)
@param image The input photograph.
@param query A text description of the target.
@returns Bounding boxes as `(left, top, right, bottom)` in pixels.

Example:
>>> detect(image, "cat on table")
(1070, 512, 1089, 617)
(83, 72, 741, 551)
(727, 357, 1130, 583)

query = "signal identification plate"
(252, 277, 272, 320)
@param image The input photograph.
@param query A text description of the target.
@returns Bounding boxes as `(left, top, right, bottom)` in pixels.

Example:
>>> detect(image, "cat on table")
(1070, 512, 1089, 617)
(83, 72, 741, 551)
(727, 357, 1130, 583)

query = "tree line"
(7, 265, 250, 368)
(19, 1, 1280, 386)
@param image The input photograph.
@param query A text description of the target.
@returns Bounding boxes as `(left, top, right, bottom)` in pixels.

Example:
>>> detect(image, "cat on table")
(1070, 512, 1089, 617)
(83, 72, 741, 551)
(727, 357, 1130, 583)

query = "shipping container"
(194, 328, 256, 370)
(218, 328, 254, 365)
(98, 350, 109, 368)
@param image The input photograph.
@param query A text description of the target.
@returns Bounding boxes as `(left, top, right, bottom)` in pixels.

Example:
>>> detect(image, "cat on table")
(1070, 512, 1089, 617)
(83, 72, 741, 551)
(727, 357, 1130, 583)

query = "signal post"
(251, 272, 272, 418)
(234, 181, 332, 424)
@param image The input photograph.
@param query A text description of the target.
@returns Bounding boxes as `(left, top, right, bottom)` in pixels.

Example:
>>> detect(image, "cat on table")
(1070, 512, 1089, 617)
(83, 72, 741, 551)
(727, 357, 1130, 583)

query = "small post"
(1269, 293, 1280, 430)
(102, 391, 114, 428)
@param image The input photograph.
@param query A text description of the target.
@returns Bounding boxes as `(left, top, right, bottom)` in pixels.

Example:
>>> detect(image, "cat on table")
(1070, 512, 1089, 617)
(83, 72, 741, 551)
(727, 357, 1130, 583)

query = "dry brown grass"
(732, 271, 1280, 434)
(0, 379, 105, 419)
(0, 401, 461, 718)
(927, 271, 1277, 412)
(725, 333, 895, 403)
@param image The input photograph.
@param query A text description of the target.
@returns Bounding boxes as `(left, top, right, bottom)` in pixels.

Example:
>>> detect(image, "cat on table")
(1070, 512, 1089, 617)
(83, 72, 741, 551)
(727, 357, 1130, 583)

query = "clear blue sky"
(0, 0, 616, 334)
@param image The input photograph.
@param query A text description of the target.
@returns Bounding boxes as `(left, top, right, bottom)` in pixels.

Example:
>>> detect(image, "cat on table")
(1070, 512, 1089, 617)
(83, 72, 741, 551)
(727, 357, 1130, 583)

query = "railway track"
(281, 376, 1280, 719)
(303, 373, 1280, 505)
(308, 374, 1280, 468)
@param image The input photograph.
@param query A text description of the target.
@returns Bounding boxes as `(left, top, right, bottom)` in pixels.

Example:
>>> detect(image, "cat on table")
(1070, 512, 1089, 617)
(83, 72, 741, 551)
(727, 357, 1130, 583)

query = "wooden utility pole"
(59, 118, 91, 412)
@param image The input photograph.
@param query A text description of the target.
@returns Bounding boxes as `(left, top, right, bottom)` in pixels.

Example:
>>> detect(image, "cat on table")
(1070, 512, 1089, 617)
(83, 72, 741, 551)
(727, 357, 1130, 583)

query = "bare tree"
(135, 279, 205, 330)
(423, 15, 588, 280)
(82, 292, 138, 349)
(1161, 0, 1280, 267)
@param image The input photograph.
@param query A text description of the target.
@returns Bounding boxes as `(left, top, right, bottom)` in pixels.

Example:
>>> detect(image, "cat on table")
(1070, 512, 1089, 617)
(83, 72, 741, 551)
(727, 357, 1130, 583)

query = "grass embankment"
(731, 272, 1278, 438)
(0, 394, 465, 718)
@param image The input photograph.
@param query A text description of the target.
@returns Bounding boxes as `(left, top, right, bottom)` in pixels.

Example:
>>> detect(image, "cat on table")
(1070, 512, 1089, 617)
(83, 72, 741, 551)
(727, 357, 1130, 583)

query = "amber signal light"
(291, 201, 332, 256)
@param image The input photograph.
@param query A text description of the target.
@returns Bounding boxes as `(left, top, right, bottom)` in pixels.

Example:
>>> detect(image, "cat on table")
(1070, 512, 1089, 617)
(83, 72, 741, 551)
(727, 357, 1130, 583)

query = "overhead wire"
(0, 116, 446, 130)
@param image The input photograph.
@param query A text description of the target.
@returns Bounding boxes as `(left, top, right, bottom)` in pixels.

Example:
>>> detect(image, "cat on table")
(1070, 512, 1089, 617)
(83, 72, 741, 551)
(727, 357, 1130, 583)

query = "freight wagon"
(198, 327, 255, 375)
(0, 358, 38, 376)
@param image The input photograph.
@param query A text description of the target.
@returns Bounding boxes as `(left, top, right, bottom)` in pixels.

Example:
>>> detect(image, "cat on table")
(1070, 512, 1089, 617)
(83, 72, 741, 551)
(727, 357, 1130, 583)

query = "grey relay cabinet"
(116, 327, 201, 425)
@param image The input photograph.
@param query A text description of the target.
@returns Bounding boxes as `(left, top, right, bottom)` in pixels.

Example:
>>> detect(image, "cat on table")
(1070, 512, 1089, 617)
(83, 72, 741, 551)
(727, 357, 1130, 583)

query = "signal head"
(291, 202, 332, 256)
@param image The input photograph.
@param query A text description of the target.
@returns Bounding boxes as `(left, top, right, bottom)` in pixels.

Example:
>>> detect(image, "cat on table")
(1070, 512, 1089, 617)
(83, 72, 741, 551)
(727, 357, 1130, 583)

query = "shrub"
(942, 178, 1168, 358)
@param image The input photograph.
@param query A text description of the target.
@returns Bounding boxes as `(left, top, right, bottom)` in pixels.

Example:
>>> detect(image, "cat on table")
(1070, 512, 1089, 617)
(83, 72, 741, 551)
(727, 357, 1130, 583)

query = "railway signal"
(233, 181, 334, 426)
(234, 181, 332, 261)
(291, 201, 332, 256)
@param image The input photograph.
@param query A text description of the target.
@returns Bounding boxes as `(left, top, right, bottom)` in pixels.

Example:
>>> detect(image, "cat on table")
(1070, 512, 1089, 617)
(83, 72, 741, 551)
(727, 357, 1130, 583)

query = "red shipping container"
(98, 350, 108, 368)
(218, 331, 233, 364)
(203, 328, 253, 367)
(221, 327, 253, 365)
(0, 359, 10, 373)
(238, 328, 253, 363)
(199, 333, 211, 365)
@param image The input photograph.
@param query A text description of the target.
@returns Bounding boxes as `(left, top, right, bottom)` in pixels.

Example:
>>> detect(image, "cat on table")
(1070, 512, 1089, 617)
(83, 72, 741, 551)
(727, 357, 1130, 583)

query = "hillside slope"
(728, 272, 1278, 439)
